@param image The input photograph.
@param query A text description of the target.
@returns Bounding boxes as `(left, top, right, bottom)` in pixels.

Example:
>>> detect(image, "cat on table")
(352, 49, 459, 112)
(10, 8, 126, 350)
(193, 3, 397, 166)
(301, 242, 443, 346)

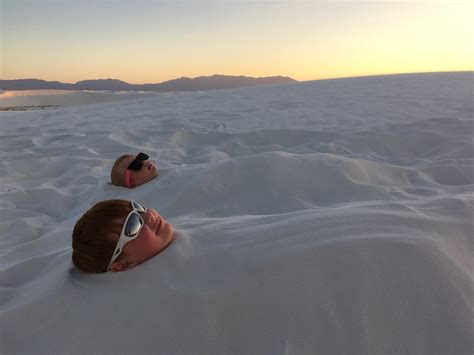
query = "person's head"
(111, 152, 159, 188)
(72, 199, 174, 273)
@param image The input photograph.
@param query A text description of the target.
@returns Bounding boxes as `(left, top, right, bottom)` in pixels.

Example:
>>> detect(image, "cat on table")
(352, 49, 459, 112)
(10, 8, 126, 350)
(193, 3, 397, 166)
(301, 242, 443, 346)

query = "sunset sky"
(2, 0, 473, 83)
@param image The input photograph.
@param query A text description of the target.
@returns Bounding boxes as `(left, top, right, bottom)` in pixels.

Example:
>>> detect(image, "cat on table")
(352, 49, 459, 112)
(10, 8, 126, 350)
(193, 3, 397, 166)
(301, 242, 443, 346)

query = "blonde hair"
(110, 154, 133, 186)
(71, 199, 131, 273)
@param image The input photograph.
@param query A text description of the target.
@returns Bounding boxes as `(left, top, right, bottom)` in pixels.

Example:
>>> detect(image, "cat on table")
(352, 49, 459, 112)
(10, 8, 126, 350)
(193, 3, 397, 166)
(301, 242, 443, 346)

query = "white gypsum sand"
(0, 72, 472, 354)
(0, 89, 160, 108)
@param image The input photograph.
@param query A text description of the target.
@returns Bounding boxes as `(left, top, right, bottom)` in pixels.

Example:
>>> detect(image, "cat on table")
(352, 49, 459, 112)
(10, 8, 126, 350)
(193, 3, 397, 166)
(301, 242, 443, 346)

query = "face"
(122, 156, 159, 188)
(110, 208, 174, 272)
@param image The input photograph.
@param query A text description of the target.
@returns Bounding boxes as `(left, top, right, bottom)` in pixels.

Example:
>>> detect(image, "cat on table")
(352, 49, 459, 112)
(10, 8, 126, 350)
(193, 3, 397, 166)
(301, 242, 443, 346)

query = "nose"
(144, 210, 160, 224)
(148, 209, 161, 219)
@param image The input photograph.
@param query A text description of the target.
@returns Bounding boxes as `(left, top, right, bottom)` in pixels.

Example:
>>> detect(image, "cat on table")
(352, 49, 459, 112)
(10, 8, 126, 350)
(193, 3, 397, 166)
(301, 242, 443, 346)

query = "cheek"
(134, 170, 149, 184)
(135, 229, 157, 256)
(141, 168, 153, 178)
(144, 225, 160, 244)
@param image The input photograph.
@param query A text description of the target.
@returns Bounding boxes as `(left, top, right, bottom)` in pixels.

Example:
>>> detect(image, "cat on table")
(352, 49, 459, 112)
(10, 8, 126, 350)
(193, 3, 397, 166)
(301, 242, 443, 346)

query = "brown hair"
(110, 154, 133, 186)
(71, 199, 132, 273)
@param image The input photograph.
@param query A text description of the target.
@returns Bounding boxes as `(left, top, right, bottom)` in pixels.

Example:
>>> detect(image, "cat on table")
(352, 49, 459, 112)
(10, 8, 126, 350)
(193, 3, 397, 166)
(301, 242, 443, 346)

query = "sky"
(1, 0, 473, 83)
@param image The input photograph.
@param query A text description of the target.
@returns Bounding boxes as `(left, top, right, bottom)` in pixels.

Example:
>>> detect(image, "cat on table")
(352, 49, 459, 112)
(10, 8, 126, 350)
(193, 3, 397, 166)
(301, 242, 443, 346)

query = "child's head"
(72, 199, 174, 273)
(111, 153, 159, 188)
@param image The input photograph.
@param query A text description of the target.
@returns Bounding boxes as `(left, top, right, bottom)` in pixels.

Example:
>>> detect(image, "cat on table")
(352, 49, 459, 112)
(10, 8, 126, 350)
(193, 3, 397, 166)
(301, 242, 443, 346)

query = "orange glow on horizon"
(2, 1, 472, 84)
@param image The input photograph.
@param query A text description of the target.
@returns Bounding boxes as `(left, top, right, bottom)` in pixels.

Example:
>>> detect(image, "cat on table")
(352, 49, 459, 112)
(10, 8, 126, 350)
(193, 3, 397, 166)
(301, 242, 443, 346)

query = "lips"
(155, 219, 163, 234)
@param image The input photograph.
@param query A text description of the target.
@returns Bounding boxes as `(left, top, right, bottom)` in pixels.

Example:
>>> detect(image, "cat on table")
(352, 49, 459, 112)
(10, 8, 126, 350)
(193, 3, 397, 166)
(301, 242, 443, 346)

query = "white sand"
(0, 72, 472, 354)
(0, 89, 159, 108)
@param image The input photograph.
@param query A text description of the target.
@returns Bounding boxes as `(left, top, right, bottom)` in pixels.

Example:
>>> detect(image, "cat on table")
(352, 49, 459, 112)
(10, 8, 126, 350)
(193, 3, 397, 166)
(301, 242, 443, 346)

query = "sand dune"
(0, 72, 472, 354)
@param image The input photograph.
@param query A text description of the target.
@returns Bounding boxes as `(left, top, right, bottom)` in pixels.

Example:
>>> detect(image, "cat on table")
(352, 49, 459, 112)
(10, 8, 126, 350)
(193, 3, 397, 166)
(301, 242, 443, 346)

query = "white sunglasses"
(107, 200, 147, 271)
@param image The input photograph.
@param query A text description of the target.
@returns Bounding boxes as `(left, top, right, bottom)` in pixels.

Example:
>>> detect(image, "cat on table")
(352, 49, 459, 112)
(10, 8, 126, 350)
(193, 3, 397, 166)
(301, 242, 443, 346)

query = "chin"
(164, 223, 175, 243)
(167, 232, 175, 247)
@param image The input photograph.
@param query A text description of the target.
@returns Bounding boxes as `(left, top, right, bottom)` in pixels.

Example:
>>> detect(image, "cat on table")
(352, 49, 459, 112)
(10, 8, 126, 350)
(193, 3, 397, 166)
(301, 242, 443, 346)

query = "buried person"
(72, 200, 174, 273)
(111, 152, 159, 188)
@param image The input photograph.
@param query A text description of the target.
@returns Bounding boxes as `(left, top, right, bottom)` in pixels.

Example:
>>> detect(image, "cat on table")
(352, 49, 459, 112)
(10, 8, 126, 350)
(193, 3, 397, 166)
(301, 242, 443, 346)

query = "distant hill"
(0, 75, 297, 92)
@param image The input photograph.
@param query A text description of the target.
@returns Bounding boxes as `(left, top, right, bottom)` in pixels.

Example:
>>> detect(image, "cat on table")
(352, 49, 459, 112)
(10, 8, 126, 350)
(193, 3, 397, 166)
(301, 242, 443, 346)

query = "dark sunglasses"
(127, 152, 149, 171)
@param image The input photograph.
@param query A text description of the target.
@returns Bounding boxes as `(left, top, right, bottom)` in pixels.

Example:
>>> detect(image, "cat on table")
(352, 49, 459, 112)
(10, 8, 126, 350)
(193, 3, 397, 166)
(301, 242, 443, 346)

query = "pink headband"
(125, 169, 132, 188)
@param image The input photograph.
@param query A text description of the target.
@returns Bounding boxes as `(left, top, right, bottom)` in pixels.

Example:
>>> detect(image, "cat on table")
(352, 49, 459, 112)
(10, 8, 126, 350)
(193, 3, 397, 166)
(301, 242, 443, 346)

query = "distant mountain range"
(0, 75, 297, 92)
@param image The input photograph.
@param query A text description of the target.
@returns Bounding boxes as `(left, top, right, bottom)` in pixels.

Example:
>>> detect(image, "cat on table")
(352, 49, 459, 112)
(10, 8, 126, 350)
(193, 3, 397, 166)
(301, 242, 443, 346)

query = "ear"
(110, 260, 139, 272)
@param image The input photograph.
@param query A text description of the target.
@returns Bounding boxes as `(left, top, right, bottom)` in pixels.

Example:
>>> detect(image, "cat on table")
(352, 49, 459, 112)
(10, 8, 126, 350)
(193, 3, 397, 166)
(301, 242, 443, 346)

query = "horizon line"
(1, 70, 472, 86)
